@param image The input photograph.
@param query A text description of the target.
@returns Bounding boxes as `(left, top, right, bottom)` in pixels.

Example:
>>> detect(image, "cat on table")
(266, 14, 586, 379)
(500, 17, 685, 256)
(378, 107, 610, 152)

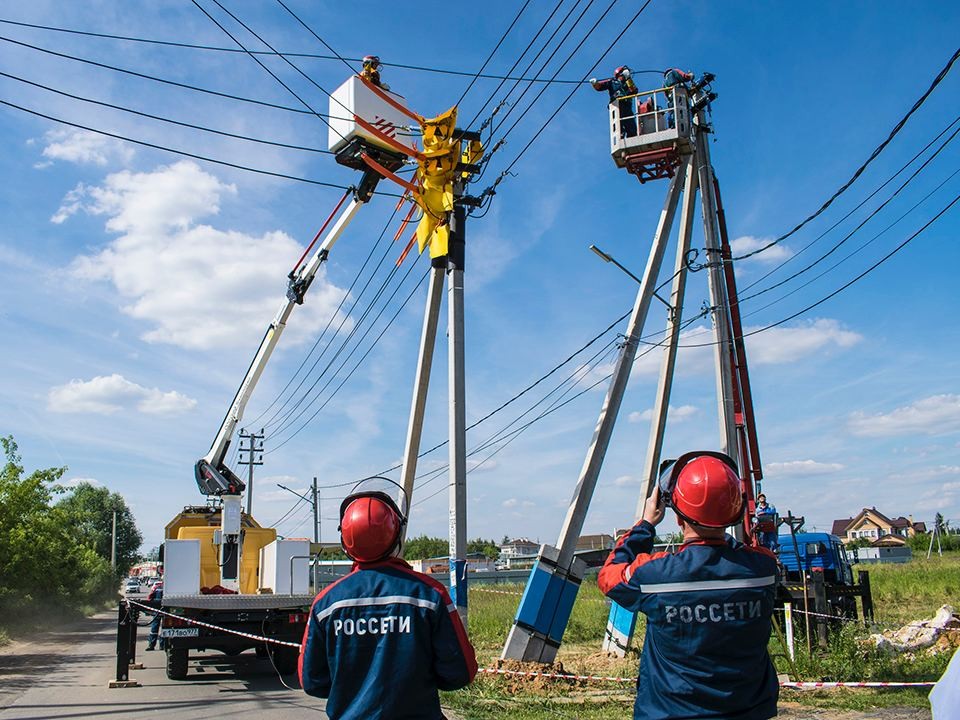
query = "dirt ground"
(776, 702, 930, 719)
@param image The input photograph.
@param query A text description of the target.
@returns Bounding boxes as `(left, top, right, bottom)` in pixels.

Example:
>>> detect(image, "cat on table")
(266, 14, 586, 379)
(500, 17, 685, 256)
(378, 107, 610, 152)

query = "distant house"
(498, 538, 540, 560)
(832, 507, 927, 545)
(576, 533, 615, 551)
(409, 552, 495, 574)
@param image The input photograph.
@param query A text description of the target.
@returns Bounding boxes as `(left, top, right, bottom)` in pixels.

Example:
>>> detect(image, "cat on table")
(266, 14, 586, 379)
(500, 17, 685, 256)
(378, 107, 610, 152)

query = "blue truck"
(775, 531, 873, 623)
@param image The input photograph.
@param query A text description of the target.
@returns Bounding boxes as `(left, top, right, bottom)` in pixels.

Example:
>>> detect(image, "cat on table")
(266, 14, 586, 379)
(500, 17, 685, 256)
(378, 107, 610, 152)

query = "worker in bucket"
(299, 477, 477, 719)
(591, 65, 639, 138)
(360, 55, 390, 91)
(599, 452, 779, 720)
(754, 493, 779, 551)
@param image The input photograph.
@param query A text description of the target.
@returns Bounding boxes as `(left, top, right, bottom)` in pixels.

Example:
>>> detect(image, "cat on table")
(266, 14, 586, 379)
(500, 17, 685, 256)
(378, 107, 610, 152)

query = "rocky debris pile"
(871, 605, 960, 655)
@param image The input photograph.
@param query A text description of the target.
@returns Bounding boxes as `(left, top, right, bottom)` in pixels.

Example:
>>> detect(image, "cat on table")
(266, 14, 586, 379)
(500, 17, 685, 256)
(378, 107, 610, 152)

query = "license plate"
(160, 628, 200, 637)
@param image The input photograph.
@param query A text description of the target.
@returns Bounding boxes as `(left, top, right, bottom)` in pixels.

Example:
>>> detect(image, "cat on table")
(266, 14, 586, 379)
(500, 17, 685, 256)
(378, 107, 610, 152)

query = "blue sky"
(1, 1, 958, 551)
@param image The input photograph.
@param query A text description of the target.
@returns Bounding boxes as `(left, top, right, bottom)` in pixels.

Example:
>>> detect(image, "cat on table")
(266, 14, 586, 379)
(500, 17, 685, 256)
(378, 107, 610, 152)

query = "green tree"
(0, 436, 142, 626)
(404, 535, 448, 560)
(467, 538, 500, 560)
(56, 483, 143, 575)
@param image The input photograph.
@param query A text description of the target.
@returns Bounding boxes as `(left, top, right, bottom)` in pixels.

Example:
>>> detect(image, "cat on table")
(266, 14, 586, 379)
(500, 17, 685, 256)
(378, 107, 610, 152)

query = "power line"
(486, 0, 602, 145)
(272, 0, 356, 75)
(733, 44, 960, 261)
(456, 0, 533, 107)
(264, 244, 414, 435)
(0, 17, 594, 83)
(0, 98, 365, 191)
(0, 34, 319, 116)
(739, 119, 960, 303)
(463, 0, 570, 129)
(737, 114, 960, 296)
(268, 264, 432, 453)
(248, 203, 404, 431)
(738, 167, 960, 323)
(190, 0, 346, 143)
(500, 0, 656, 176)
(0, 69, 335, 154)
(681, 190, 960, 348)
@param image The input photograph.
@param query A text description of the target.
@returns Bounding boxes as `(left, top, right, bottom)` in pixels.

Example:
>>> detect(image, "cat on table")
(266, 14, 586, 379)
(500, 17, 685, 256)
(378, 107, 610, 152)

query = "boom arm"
(195, 188, 368, 496)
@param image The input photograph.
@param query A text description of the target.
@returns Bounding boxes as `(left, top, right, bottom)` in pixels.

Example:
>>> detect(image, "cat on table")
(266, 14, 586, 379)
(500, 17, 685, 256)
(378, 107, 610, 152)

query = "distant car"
(124, 579, 141, 594)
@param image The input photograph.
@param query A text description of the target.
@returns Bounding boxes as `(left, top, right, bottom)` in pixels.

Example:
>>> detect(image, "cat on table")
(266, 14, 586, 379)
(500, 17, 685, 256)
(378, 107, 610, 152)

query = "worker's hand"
(642, 486, 666, 527)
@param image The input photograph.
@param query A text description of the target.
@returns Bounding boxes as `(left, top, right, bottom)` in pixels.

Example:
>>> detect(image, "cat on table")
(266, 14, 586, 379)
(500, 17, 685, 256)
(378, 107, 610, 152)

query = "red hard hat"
(615, 65, 628, 77)
(669, 453, 744, 528)
(339, 491, 403, 562)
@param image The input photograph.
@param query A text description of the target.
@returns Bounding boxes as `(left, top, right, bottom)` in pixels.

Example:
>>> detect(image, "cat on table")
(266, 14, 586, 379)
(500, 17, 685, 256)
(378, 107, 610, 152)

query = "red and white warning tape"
(124, 600, 937, 690)
(780, 681, 936, 688)
(477, 667, 936, 689)
(477, 667, 633, 683)
(126, 599, 301, 648)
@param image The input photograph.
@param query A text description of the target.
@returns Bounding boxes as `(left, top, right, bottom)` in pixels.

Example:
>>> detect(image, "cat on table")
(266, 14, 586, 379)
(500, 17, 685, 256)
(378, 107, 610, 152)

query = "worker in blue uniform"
(755, 493, 779, 551)
(591, 65, 640, 138)
(299, 483, 477, 720)
(599, 451, 779, 720)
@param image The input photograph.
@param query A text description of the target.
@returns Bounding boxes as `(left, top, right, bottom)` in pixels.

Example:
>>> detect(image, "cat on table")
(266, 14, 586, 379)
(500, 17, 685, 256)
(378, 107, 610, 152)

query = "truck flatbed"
(163, 593, 315, 610)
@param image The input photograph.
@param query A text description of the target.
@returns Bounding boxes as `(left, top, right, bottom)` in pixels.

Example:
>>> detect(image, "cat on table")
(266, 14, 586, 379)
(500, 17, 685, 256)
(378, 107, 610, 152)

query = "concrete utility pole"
(111, 511, 117, 571)
(237, 428, 264, 515)
(447, 195, 468, 627)
(312, 477, 320, 544)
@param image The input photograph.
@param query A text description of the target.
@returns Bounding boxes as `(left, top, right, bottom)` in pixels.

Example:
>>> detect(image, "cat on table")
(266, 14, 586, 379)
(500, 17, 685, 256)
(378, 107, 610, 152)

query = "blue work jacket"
(299, 557, 477, 720)
(599, 521, 779, 720)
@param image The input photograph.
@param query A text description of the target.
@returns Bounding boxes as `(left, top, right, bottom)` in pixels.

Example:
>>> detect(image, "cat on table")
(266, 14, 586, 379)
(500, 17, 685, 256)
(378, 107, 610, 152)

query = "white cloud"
(62, 161, 349, 350)
(48, 374, 197, 415)
(745, 318, 862, 364)
(849, 395, 960, 438)
(766, 459, 845, 476)
(730, 235, 793, 263)
(629, 404, 699, 423)
(60, 477, 103, 488)
(37, 129, 134, 168)
(613, 474, 638, 487)
(501, 497, 534, 509)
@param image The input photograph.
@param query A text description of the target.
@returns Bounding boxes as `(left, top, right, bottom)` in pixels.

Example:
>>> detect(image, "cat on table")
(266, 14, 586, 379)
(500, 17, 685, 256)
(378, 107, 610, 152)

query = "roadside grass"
(0, 591, 120, 646)
(445, 555, 958, 717)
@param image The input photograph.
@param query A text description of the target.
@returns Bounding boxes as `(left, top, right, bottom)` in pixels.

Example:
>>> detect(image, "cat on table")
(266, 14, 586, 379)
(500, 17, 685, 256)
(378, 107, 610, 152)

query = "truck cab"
(777, 532, 855, 586)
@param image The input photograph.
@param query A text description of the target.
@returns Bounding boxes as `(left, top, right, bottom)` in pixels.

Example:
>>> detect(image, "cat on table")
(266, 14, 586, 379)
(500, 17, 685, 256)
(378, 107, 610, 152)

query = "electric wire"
(455, 0, 532, 108)
(739, 167, 960, 323)
(499, 0, 655, 177)
(268, 264, 432, 453)
(0, 98, 362, 191)
(675, 189, 960, 348)
(249, 202, 404, 431)
(190, 0, 346, 143)
(737, 114, 960, 295)
(463, 0, 570, 130)
(0, 34, 322, 116)
(0, 17, 594, 83)
(273, 0, 356, 75)
(0, 70, 335, 154)
(266, 255, 424, 440)
(486, 0, 602, 146)
(732, 45, 960, 261)
(264, 242, 414, 435)
(739, 119, 960, 303)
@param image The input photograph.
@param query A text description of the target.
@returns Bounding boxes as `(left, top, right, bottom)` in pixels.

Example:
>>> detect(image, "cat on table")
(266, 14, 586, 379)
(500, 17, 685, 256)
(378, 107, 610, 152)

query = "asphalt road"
(0, 609, 327, 719)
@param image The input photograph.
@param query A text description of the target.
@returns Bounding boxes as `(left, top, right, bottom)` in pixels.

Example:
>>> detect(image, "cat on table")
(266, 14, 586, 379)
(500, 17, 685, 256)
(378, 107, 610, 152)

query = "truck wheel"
(272, 646, 299, 675)
(166, 647, 189, 680)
